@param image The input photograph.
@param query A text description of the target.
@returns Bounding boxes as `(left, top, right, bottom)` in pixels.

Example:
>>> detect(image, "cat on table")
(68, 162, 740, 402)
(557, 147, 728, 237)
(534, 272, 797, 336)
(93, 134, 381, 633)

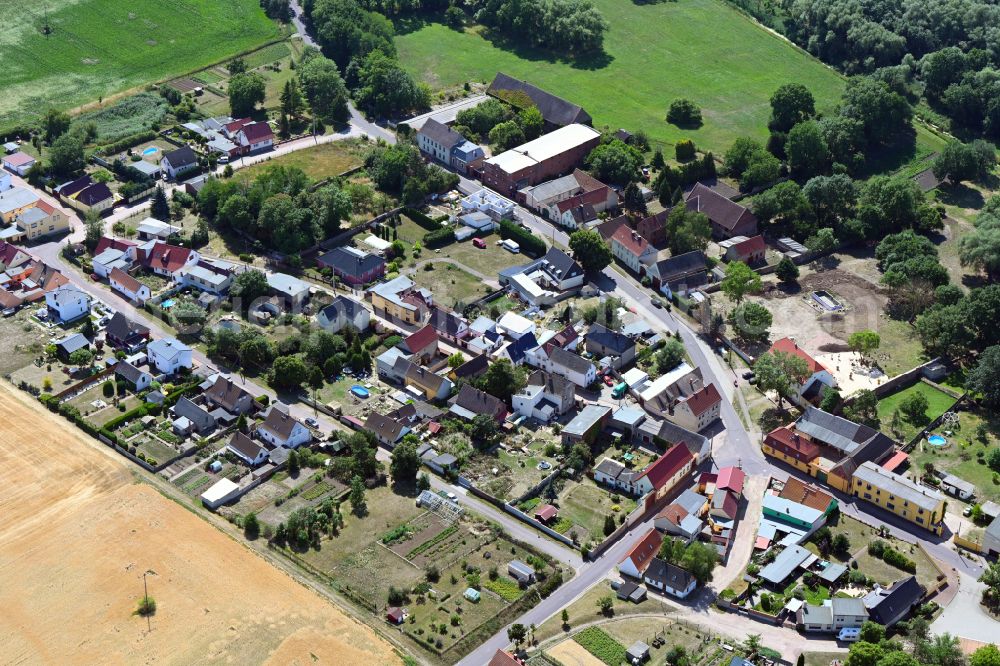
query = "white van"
(837, 627, 861, 642)
(500, 239, 520, 254)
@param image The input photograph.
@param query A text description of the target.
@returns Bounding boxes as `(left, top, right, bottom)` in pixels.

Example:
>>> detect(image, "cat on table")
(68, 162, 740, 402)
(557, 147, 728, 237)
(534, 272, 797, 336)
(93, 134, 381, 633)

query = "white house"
(160, 147, 198, 180)
(643, 558, 697, 599)
(227, 431, 269, 467)
(497, 311, 536, 339)
(114, 361, 153, 392)
(511, 370, 576, 422)
(109, 267, 151, 304)
(44, 284, 91, 323)
(257, 403, 312, 448)
(618, 529, 662, 579)
(92, 247, 132, 278)
(143, 241, 200, 280)
(527, 345, 596, 388)
(460, 188, 516, 220)
(146, 338, 193, 375)
(316, 295, 371, 333)
(668, 384, 722, 432)
(235, 122, 274, 154)
(610, 226, 656, 273)
(136, 217, 182, 241)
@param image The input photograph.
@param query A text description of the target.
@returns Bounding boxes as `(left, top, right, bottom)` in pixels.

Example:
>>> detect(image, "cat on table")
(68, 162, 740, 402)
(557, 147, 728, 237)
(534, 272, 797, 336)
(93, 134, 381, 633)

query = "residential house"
(636, 362, 704, 414)
(799, 598, 869, 633)
(764, 338, 837, 406)
(92, 244, 133, 279)
(142, 241, 201, 280)
(2, 151, 36, 176)
(561, 404, 611, 447)
(594, 457, 637, 492)
(0, 187, 39, 223)
(160, 146, 199, 179)
(109, 267, 151, 304)
(720, 235, 766, 265)
(427, 306, 469, 343)
(481, 124, 602, 196)
(653, 489, 708, 542)
(631, 443, 695, 500)
(710, 489, 740, 522)
(610, 226, 656, 273)
(498, 247, 586, 305)
(8, 200, 71, 241)
(57, 175, 113, 215)
(377, 348, 413, 382)
(316, 295, 371, 333)
(863, 576, 925, 628)
(257, 403, 312, 448)
(365, 411, 409, 447)
(268, 272, 311, 309)
(368, 276, 432, 325)
(55, 332, 90, 362)
(451, 353, 490, 381)
(183, 260, 236, 297)
(235, 121, 274, 154)
(684, 183, 758, 239)
(851, 461, 945, 535)
(618, 528, 662, 579)
(204, 376, 255, 416)
(497, 311, 536, 339)
(146, 338, 193, 374)
(520, 169, 617, 221)
(531, 345, 596, 387)
(172, 397, 216, 434)
(318, 246, 386, 286)
(135, 218, 182, 241)
(778, 477, 838, 516)
(106, 312, 150, 350)
(643, 558, 697, 599)
(486, 73, 592, 130)
(404, 362, 453, 401)
(644, 251, 710, 297)
(227, 431, 268, 467)
(585, 323, 636, 370)
(449, 384, 507, 422)
(763, 407, 896, 493)
(416, 119, 484, 174)
(115, 361, 153, 392)
(512, 370, 575, 422)
(401, 324, 439, 362)
(761, 493, 829, 536)
(669, 383, 722, 433)
(45, 284, 90, 322)
(0, 242, 31, 272)
(634, 210, 668, 246)
(488, 649, 521, 666)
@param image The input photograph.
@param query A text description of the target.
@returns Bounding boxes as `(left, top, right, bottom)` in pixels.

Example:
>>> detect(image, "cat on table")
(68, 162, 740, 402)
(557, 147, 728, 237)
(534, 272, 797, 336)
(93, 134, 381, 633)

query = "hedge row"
(498, 220, 545, 257)
(99, 129, 158, 156)
(402, 207, 443, 232)
(423, 227, 456, 248)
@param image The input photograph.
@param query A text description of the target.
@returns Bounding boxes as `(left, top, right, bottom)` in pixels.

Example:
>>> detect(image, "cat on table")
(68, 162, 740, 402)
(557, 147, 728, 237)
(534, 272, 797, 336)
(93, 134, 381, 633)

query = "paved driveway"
(932, 572, 998, 642)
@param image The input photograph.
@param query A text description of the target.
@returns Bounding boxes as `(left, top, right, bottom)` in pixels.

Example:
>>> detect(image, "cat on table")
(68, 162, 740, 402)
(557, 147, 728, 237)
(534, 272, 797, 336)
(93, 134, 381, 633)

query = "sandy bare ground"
(548, 639, 605, 666)
(0, 382, 401, 666)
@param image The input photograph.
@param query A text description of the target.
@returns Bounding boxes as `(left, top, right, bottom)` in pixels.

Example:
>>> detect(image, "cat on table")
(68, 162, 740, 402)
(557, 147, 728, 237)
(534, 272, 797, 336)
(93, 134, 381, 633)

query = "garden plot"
(230, 467, 348, 525)
(908, 404, 1000, 504)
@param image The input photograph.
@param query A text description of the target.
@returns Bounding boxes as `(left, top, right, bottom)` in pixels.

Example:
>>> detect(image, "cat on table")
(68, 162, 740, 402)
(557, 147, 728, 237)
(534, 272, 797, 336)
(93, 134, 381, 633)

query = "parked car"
(650, 297, 663, 308)
(603, 375, 614, 386)
(305, 417, 319, 429)
(472, 238, 486, 249)
(742, 371, 754, 380)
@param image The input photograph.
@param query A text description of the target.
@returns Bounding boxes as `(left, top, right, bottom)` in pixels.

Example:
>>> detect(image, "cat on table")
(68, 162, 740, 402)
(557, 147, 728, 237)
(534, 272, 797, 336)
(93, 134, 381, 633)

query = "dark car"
(650, 297, 663, 308)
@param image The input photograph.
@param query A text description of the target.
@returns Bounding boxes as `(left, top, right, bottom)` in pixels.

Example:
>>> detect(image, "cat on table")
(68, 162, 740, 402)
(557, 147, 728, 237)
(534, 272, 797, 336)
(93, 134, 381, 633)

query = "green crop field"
(395, 0, 846, 153)
(0, 0, 284, 131)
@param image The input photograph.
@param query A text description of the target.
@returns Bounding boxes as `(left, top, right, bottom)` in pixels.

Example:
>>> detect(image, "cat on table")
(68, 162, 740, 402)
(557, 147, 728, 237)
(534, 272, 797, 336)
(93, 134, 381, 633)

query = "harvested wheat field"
(0, 381, 400, 665)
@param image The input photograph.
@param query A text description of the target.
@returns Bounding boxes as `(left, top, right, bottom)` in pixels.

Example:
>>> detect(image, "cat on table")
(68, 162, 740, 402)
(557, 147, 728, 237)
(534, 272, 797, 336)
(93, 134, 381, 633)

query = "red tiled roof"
(657, 504, 688, 526)
(881, 450, 909, 473)
(488, 649, 522, 666)
(685, 183, 757, 233)
(555, 186, 610, 213)
(240, 122, 274, 143)
(610, 225, 650, 257)
(620, 528, 662, 573)
(714, 489, 739, 518)
(716, 466, 745, 495)
(0, 289, 22, 309)
(404, 324, 439, 354)
(596, 214, 629, 241)
(224, 118, 252, 134)
(109, 267, 142, 295)
(534, 504, 558, 521)
(764, 426, 821, 460)
(732, 234, 766, 256)
(778, 476, 835, 511)
(94, 236, 137, 256)
(144, 241, 194, 274)
(767, 337, 827, 375)
(35, 199, 56, 215)
(636, 443, 693, 491)
(683, 383, 721, 416)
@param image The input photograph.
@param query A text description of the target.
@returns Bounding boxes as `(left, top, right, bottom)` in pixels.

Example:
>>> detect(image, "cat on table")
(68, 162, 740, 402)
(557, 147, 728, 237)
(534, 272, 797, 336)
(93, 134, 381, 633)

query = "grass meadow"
(1, 0, 283, 132)
(395, 0, 846, 153)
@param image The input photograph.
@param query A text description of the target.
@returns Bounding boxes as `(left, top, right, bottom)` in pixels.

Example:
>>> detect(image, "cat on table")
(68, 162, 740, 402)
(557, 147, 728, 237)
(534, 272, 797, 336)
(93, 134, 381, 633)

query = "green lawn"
(909, 406, 1000, 504)
(876, 381, 959, 443)
(557, 478, 637, 545)
(395, 0, 845, 153)
(238, 139, 367, 181)
(412, 262, 494, 309)
(1, 0, 284, 131)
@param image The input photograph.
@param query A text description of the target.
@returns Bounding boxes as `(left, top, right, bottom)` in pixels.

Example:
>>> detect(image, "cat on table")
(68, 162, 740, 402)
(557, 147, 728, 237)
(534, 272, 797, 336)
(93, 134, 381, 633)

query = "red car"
(472, 238, 486, 249)
(603, 375, 614, 386)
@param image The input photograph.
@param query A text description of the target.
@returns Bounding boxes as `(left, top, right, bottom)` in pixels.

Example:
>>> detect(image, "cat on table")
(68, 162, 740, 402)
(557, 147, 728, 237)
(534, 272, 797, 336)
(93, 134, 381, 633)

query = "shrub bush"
(675, 139, 696, 161)
(402, 207, 441, 231)
(498, 220, 546, 257)
(423, 227, 456, 249)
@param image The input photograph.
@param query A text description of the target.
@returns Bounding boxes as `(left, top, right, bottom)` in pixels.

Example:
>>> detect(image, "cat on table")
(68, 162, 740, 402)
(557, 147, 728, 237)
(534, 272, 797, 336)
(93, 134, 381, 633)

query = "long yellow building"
(850, 461, 946, 535)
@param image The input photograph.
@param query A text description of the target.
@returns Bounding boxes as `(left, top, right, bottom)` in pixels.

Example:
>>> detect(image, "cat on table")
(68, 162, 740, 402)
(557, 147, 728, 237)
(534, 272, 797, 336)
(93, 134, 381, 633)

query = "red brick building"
(481, 124, 602, 196)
